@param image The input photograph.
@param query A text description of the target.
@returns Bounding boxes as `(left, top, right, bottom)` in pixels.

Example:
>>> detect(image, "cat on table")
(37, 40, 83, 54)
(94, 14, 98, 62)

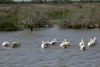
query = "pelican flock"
(41, 37, 97, 51)
(1, 41, 21, 48)
(1, 37, 97, 51)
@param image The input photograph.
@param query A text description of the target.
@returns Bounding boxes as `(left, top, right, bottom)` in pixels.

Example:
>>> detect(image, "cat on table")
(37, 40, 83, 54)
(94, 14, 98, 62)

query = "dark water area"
(0, 27, 100, 67)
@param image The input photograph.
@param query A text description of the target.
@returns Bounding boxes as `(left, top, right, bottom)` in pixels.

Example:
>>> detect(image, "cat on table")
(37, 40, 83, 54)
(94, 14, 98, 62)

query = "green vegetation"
(0, 6, 21, 31)
(57, 4, 100, 29)
(0, 0, 14, 4)
(0, 3, 100, 31)
(46, 7, 69, 20)
(19, 6, 51, 31)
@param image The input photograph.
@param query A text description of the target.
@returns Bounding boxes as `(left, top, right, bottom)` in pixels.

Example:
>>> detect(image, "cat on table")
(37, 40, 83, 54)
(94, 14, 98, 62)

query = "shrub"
(58, 4, 100, 29)
(0, 6, 21, 31)
(19, 6, 51, 31)
(46, 7, 69, 20)
(58, 19, 71, 29)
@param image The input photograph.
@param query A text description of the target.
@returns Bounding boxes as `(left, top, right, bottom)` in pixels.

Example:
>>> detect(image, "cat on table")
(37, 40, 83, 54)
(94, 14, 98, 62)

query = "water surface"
(0, 27, 100, 67)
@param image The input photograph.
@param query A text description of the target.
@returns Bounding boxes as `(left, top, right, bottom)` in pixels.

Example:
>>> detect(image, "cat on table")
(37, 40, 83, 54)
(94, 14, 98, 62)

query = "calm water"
(0, 27, 100, 67)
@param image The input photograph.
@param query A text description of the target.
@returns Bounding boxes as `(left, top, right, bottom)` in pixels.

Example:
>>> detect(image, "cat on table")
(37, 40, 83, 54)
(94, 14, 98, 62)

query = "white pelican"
(11, 41, 20, 48)
(93, 37, 96, 42)
(80, 44, 86, 51)
(79, 39, 86, 51)
(64, 39, 70, 46)
(60, 39, 70, 48)
(87, 39, 94, 47)
(41, 41, 49, 48)
(50, 38, 58, 45)
(45, 41, 51, 46)
(92, 37, 96, 45)
(2, 41, 10, 47)
(79, 39, 84, 46)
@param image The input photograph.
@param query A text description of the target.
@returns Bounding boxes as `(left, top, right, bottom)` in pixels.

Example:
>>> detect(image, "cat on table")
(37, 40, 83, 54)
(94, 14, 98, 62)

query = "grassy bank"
(0, 5, 52, 31)
(0, 3, 100, 31)
(58, 4, 100, 29)
(0, 6, 21, 31)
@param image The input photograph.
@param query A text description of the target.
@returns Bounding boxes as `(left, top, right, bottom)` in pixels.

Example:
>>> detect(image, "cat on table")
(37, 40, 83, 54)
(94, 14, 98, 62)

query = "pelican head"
(81, 39, 84, 42)
(42, 41, 45, 44)
(94, 37, 96, 39)
(64, 39, 67, 42)
(93, 37, 96, 41)
(54, 38, 58, 42)
(18, 41, 20, 44)
(54, 38, 56, 41)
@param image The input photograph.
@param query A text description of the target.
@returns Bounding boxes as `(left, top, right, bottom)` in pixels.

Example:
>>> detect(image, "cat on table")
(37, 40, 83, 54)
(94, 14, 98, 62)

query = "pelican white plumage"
(79, 39, 84, 46)
(41, 41, 49, 48)
(45, 41, 51, 46)
(60, 39, 70, 48)
(11, 41, 20, 48)
(2, 41, 10, 47)
(50, 38, 58, 45)
(79, 39, 86, 51)
(80, 44, 86, 51)
(93, 37, 96, 42)
(60, 42, 67, 48)
(87, 39, 94, 47)
(64, 39, 70, 46)
(92, 37, 96, 45)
